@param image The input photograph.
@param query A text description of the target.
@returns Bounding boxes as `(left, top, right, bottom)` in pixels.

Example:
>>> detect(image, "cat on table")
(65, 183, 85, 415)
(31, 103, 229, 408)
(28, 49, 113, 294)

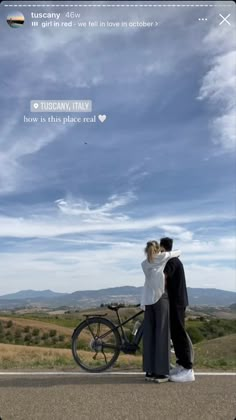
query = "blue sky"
(0, 1, 235, 295)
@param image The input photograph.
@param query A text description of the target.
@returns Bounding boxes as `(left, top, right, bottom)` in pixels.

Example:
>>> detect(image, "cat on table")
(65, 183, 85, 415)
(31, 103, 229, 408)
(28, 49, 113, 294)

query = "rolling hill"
(0, 286, 235, 310)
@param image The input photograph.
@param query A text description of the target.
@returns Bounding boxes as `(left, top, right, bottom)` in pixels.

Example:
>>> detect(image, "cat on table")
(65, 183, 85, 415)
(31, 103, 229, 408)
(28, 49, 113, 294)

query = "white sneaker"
(169, 364, 184, 376)
(170, 368, 195, 383)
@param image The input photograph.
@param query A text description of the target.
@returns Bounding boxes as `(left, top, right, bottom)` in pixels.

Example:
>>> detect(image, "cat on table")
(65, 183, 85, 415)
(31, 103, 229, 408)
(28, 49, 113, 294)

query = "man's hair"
(160, 237, 173, 251)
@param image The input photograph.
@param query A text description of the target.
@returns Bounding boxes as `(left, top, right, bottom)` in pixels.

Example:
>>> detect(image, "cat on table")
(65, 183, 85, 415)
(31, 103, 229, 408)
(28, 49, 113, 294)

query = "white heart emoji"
(98, 114, 107, 123)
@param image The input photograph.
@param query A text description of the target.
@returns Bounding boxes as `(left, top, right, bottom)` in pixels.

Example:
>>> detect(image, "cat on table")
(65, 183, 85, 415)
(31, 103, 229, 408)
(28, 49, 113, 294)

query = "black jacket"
(164, 257, 189, 307)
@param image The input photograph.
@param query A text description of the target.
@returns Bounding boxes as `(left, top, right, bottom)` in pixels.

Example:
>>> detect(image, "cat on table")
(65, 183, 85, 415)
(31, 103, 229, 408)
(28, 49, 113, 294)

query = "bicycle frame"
(83, 308, 145, 352)
(114, 309, 144, 347)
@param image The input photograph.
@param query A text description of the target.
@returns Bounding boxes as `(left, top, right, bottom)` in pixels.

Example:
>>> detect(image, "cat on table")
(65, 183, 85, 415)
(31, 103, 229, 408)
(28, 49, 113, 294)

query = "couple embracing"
(141, 237, 195, 383)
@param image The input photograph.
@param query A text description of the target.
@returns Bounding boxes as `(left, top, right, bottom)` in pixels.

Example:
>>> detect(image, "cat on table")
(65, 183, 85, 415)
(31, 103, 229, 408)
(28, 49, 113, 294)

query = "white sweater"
(141, 250, 181, 307)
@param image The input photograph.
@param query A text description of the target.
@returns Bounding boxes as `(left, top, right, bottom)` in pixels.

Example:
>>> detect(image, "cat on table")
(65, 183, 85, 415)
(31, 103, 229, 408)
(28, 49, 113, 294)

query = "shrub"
(58, 335, 65, 342)
(6, 320, 13, 328)
(42, 332, 49, 340)
(15, 329, 22, 338)
(217, 358, 227, 367)
(24, 334, 32, 342)
(186, 326, 204, 344)
(32, 328, 40, 336)
(15, 338, 24, 345)
(24, 326, 30, 333)
(208, 324, 219, 336)
(49, 329, 57, 337)
(52, 337, 58, 345)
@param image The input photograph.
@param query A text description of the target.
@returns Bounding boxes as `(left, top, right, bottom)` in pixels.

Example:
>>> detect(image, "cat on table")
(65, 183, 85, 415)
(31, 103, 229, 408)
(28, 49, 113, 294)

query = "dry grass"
(194, 334, 236, 358)
(211, 311, 236, 320)
(0, 332, 235, 371)
(194, 334, 236, 370)
(0, 343, 74, 369)
(0, 343, 141, 370)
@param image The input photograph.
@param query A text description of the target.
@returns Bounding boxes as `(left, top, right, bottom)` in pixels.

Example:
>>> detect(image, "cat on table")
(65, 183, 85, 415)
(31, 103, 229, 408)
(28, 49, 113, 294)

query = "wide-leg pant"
(143, 292, 170, 376)
(169, 303, 193, 369)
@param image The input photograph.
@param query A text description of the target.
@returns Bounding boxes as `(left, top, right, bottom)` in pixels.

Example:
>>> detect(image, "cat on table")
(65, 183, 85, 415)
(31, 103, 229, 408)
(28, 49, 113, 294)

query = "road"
(0, 373, 235, 420)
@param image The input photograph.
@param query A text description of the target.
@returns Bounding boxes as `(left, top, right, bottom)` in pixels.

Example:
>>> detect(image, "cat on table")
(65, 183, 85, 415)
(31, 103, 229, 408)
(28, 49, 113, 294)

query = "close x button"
(219, 14, 231, 26)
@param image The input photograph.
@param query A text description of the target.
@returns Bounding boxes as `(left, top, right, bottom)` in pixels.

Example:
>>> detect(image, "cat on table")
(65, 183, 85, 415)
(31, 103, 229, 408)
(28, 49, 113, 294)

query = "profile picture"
(7, 11, 25, 28)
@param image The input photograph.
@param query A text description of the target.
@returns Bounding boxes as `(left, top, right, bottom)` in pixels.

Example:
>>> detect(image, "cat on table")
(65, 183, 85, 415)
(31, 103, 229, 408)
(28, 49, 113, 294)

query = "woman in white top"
(141, 240, 181, 383)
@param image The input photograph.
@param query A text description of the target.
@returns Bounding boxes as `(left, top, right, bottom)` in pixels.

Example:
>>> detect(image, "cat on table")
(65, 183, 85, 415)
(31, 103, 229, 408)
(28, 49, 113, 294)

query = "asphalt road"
(0, 373, 235, 420)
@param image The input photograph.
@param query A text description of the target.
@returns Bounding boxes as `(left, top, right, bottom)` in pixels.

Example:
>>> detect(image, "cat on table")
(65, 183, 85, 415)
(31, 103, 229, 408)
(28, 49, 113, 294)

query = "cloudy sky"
(0, 1, 235, 295)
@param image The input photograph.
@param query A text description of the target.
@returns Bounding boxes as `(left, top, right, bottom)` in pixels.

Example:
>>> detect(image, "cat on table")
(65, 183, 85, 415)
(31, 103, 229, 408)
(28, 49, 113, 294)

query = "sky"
(0, 1, 235, 295)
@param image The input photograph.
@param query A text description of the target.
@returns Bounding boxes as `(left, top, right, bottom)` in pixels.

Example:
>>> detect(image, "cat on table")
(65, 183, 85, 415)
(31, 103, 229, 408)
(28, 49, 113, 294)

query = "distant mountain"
(0, 289, 68, 300)
(187, 288, 236, 306)
(0, 287, 235, 310)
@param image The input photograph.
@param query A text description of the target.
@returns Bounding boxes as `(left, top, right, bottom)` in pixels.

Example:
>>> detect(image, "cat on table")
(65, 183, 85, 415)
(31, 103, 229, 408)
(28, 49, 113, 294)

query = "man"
(160, 237, 195, 382)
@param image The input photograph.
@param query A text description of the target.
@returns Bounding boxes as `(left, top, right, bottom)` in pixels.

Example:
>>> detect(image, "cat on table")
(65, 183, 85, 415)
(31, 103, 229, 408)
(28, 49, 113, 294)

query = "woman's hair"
(144, 240, 160, 262)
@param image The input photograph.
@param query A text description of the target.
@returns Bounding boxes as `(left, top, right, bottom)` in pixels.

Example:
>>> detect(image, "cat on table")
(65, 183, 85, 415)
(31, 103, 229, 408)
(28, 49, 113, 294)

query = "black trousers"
(143, 292, 170, 376)
(169, 303, 193, 369)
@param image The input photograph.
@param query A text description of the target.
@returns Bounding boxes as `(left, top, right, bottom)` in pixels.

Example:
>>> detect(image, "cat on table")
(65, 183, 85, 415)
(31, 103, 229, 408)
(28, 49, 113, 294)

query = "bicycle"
(72, 304, 144, 372)
(71, 304, 194, 373)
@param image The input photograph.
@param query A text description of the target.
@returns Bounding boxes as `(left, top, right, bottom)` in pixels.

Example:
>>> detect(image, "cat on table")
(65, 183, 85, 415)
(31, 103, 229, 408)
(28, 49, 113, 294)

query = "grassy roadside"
(0, 334, 235, 371)
(0, 343, 141, 370)
(192, 334, 236, 370)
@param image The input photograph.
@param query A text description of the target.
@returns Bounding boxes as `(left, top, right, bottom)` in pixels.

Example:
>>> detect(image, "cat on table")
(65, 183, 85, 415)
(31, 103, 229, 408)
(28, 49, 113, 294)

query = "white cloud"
(0, 235, 235, 295)
(202, 24, 235, 56)
(0, 154, 22, 194)
(185, 264, 236, 292)
(56, 192, 135, 221)
(212, 110, 236, 151)
(0, 117, 69, 194)
(0, 200, 235, 239)
(198, 28, 236, 152)
(198, 51, 235, 106)
(161, 225, 194, 241)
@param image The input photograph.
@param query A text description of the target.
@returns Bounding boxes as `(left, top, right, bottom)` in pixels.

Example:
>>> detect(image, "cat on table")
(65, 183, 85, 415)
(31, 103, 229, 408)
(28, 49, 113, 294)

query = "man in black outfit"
(160, 237, 195, 382)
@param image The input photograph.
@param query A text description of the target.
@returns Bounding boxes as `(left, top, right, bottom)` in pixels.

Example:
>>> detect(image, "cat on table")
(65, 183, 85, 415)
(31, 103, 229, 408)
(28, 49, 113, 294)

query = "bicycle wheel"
(72, 317, 121, 373)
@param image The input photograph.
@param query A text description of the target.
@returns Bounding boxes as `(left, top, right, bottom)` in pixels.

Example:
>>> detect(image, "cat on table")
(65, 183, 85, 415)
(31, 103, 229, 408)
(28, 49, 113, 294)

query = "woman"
(141, 241, 180, 383)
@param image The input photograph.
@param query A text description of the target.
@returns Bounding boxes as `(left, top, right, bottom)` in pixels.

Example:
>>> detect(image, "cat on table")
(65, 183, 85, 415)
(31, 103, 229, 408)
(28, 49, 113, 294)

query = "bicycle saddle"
(107, 304, 125, 311)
